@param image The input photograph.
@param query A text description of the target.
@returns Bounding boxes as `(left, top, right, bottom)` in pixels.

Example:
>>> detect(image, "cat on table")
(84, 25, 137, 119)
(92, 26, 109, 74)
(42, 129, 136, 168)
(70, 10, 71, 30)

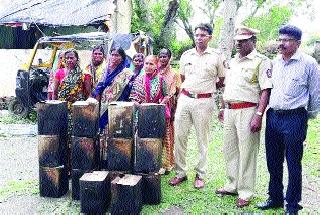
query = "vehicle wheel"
(8, 99, 30, 118)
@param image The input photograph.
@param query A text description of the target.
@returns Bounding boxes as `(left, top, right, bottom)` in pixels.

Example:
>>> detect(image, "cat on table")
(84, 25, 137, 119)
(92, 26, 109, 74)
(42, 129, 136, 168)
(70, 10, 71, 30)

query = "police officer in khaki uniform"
(169, 23, 225, 189)
(215, 26, 272, 207)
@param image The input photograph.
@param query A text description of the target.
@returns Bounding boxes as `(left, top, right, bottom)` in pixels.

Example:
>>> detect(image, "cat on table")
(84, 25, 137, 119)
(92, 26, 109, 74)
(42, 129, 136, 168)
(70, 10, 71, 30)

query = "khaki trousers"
(222, 107, 260, 200)
(174, 94, 215, 179)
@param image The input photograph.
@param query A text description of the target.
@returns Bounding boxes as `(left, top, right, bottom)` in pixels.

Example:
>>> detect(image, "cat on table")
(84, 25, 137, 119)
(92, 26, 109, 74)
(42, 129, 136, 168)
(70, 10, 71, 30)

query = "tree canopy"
(131, 0, 313, 59)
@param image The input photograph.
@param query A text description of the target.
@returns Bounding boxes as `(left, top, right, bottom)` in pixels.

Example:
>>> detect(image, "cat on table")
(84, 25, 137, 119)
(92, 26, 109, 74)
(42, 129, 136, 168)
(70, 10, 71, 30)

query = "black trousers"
(265, 108, 308, 212)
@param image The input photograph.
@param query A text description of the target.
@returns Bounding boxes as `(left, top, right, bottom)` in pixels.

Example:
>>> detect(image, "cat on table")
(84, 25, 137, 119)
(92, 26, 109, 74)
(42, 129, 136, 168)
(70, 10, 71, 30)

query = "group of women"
(47, 46, 180, 174)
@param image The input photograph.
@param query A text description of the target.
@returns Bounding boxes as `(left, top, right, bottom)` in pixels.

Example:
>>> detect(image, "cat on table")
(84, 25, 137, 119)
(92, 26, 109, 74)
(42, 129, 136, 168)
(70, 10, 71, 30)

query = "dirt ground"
(0, 124, 185, 214)
(0, 112, 319, 214)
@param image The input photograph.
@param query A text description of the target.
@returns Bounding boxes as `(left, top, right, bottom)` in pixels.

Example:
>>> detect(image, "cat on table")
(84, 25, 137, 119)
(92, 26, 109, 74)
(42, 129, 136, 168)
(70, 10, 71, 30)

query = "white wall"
(0, 49, 32, 97)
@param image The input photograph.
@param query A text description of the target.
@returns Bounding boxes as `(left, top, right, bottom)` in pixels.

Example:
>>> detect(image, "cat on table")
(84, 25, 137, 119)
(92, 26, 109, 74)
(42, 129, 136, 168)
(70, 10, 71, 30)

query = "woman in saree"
(92, 47, 133, 132)
(53, 49, 91, 107)
(53, 49, 91, 174)
(84, 45, 107, 90)
(129, 55, 168, 105)
(47, 51, 65, 100)
(130, 53, 145, 77)
(119, 53, 145, 102)
(158, 48, 180, 174)
(129, 55, 172, 174)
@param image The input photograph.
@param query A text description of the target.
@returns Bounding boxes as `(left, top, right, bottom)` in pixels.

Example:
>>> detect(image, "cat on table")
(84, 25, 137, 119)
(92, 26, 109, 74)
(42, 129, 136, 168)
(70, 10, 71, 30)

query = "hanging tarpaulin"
(0, 0, 115, 27)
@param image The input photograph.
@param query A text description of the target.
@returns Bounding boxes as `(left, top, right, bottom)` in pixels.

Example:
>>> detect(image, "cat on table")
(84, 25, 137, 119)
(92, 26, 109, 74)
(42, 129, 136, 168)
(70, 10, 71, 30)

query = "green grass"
(0, 179, 39, 202)
(303, 116, 320, 177)
(141, 115, 281, 214)
(1, 113, 318, 214)
(0, 111, 37, 124)
(37, 197, 81, 214)
(141, 114, 320, 214)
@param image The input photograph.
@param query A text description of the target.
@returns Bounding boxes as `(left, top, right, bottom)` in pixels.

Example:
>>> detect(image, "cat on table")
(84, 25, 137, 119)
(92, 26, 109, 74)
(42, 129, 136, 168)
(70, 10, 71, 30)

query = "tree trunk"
(159, 0, 179, 48)
(182, 19, 195, 46)
(162, 0, 179, 30)
(175, 19, 195, 46)
(218, 0, 239, 59)
(111, 0, 133, 33)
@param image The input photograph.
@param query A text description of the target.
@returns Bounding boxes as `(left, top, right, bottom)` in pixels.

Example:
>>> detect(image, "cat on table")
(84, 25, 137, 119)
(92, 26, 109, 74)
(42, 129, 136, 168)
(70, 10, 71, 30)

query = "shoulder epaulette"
(211, 48, 223, 55)
(255, 52, 269, 60)
(182, 49, 194, 56)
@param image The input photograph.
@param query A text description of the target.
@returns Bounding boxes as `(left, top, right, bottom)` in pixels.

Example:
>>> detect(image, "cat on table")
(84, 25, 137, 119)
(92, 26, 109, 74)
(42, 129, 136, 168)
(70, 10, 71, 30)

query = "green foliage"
(131, 0, 194, 56)
(132, 0, 178, 54)
(28, 110, 37, 122)
(131, 0, 152, 33)
(0, 112, 37, 124)
(304, 34, 320, 47)
(177, 0, 194, 21)
(260, 40, 278, 59)
(213, 17, 223, 40)
(244, 5, 293, 50)
(210, 17, 224, 48)
(244, 4, 293, 58)
(170, 39, 193, 60)
(255, 0, 266, 7)
(211, 0, 222, 10)
(149, 0, 172, 53)
(149, 1, 167, 36)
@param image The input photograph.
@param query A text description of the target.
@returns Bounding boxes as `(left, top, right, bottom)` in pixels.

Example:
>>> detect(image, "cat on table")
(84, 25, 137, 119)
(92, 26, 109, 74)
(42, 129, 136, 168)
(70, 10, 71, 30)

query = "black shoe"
(285, 204, 302, 215)
(284, 211, 298, 215)
(256, 199, 284, 210)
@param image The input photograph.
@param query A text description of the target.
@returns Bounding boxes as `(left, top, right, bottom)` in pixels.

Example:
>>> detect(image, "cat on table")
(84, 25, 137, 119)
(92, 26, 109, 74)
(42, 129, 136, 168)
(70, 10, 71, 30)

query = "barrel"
(71, 169, 92, 200)
(110, 174, 143, 215)
(37, 101, 68, 137)
(137, 103, 165, 138)
(106, 138, 133, 171)
(39, 165, 68, 198)
(38, 134, 67, 167)
(80, 171, 110, 214)
(133, 137, 162, 173)
(72, 100, 99, 138)
(108, 102, 136, 138)
(136, 173, 161, 205)
(71, 136, 98, 170)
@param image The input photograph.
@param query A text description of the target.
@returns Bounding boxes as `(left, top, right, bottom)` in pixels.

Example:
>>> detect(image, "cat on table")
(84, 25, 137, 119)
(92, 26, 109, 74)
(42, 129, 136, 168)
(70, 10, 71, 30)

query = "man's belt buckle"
(188, 92, 197, 98)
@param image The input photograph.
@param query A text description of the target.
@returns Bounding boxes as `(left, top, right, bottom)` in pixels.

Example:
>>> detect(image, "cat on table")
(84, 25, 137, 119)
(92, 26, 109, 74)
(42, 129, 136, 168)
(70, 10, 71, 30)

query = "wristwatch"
(256, 111, 263, 116)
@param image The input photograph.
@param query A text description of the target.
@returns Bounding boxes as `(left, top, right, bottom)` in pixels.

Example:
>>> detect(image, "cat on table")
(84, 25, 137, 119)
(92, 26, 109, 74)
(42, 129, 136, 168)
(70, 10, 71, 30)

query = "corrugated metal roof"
(0, 0, 115, 27)
(38, 32, 112, 43)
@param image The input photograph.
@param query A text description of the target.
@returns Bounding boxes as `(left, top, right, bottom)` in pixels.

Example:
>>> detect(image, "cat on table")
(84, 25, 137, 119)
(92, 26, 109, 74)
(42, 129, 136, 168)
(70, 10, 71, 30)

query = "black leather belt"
(270, 107, 306, 115)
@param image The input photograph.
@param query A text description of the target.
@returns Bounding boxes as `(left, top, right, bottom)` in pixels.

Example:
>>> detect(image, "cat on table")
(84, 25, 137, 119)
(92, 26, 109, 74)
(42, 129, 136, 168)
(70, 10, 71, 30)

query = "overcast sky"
(290, 1, 320, 39)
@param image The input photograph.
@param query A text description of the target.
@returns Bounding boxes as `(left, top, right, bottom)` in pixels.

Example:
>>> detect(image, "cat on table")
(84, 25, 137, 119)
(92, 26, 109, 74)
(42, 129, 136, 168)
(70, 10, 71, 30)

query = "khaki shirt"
(180, 47, 225, 93)
(223, 49, 272, 103)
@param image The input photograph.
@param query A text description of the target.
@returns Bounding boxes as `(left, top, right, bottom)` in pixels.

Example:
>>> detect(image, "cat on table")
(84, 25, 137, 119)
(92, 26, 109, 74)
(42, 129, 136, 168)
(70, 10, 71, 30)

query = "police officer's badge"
(266, 69, 272, 78)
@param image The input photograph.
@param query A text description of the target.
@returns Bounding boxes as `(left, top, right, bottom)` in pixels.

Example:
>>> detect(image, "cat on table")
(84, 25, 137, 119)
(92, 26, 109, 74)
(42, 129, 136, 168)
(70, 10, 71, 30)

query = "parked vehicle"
(8, 31, 152, 117)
